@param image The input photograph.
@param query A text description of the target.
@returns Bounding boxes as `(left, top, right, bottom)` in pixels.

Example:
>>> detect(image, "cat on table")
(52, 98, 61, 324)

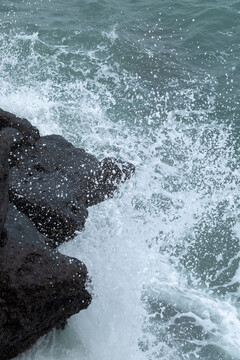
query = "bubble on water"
(2, 10, 240, 360)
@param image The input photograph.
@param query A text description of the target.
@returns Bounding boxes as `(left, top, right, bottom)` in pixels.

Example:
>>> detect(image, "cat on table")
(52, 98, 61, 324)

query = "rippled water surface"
(1, 1, 240, 359)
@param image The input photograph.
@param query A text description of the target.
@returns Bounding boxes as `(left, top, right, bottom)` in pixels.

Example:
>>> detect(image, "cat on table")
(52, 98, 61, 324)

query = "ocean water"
(1, 0, 240, 359)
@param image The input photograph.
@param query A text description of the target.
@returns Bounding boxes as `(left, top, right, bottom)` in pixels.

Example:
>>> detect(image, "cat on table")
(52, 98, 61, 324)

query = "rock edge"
(0, 109, 135, 359)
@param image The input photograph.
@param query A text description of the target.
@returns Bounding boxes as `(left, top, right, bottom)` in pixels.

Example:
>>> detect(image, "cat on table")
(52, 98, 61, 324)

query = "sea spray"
(1, 1, 240, 359)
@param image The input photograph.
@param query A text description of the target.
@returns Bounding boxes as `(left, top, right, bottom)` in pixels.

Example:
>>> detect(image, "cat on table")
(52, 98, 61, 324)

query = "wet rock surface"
(0, 135, 10, 247)
(1, 205, 91, 360)
(0, 108, 135, 359)
(0, 108, 40, 146)
(9, 133, 134, 246)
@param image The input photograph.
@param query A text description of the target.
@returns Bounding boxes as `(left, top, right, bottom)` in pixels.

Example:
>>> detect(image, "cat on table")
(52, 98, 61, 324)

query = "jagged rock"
(0, 108, 39, 145)
(9, 134, 135, 246)
(0, 109, 135, 359)
(0, 138, 9, 247)
(0, 125, 28, 246)
(0, 204, 91, 360)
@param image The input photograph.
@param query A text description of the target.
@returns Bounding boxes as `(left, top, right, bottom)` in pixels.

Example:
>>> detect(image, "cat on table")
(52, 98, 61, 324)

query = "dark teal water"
(1, 1, 240, 359)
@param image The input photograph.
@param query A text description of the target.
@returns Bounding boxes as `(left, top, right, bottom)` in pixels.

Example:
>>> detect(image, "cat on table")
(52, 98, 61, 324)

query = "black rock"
(9, 134, 135, 246)
(0, 108, 40, 145)
(0, 138, 9, 246)
(0, 109, 135, 359)
(0, 204, 91, 360)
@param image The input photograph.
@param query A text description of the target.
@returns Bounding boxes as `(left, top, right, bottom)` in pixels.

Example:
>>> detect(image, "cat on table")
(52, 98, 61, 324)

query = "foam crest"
(2, 5, 239, 359)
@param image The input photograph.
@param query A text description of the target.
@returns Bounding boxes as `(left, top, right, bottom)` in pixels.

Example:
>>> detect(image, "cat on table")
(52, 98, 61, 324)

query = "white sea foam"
(102, 24, 119, 43)
(1, 14, 239, 360)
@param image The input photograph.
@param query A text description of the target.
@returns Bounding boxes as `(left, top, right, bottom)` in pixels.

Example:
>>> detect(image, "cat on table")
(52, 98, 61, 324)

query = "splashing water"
(1, 1, 240, 359)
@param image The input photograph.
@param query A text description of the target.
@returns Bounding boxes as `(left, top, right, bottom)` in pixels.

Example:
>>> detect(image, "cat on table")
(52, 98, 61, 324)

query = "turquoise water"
(1, 1, 240, 359)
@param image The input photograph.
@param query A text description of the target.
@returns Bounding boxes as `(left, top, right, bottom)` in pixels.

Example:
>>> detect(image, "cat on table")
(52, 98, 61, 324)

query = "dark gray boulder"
(0, 204, 91, 360)
(9, 134, 135, 246)
(0, 135, 10, 247)
(0, 108, 40, 145)
(0, 148, 8, 246)
(0, 125, 30, 246)
(0, 108, 135, 359)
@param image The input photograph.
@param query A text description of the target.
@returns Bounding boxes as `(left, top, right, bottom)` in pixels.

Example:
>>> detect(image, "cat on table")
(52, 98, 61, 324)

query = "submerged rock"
(0, 108, 135, 359)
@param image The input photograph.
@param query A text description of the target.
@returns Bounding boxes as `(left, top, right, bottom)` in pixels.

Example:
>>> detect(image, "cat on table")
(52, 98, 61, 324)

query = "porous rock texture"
(0, 108, 135, 359)
(0, 136, 8, 247)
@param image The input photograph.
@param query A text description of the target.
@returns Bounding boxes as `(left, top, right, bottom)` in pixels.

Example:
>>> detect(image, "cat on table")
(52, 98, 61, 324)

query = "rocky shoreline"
(0, 109, 134, 359)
